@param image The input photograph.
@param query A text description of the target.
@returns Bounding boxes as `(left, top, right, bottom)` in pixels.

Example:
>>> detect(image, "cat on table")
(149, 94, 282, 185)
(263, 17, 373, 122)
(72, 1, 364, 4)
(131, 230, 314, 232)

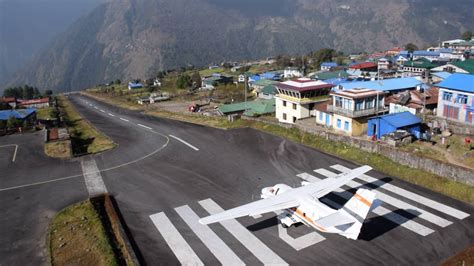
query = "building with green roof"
(400, 58, 438, 77)
(432, 59, 474, 75)
(258, 85, 277, 99)
(310, 70, 349, 81)
(218, 99, 275, 117)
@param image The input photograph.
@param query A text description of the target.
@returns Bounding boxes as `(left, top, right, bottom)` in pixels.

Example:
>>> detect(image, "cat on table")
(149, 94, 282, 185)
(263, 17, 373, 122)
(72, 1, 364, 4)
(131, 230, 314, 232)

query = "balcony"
(327, 105, 387, 118)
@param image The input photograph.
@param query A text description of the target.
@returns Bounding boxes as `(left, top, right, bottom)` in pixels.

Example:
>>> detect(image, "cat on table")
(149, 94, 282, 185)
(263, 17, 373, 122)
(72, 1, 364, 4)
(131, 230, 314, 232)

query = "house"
(251, 79, 277, 94)
(442, 39, 466, 47)
(399, 58, 437, 78)
(337, 77, 425, 94)
(218, 99, 275, 117)
(386, 47, 403, 56)
(436, 73, 474, 125)
(320, 62, 338, 71)
(259, 85, 277, 100)
(431, 59, 474, 74)
(448, 40, 474, 59)
(128, 82, 144, 90)
(431, 72, 452, 84)
(315, 88, 386, 136)
(0, 97, 17, 108)
(368, 112, 422, 140)
(385, 87, 439, 115)
(275, 78, 333, 124)
(260, 71, 284, 81)
(438, 48, 456, 60)
(348, 62, 378, 72)
(378, 58, 392, 70)
(153, 78, 162, 87)
(283, 67, 303, 79)
(137, 93, 170, 105)
(201, 74, 233, 90)
(412, 50, 440, 61)
(0, 108, 37, 125)
(18, 98, 50, 108)
(395, 55, 409, 66)
(310, 70, 349, 81)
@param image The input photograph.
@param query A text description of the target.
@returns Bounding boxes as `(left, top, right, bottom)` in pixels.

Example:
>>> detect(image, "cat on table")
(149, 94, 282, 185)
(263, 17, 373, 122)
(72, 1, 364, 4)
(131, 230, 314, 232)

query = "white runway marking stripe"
(108, 113, 115, 117)
(100, 109, 105, 113)
(137, 124, 152, 130)
(314, 168, 452, 228)
(331, 164, 470, 220)
(150, 212, 204, 266)
(94, 106, 98, 109)
(120, 117, 129, 122)
(169, 135, 199, 151)
(81, 158, 107, 197)
(297, 172, 434, 236)
(199, 199, 288, 266)
(175, 205, 245, 265)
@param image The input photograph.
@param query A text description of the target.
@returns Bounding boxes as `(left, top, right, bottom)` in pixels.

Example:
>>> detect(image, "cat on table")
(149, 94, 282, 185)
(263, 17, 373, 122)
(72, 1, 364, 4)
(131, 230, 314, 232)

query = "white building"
(283, 67, 303, 79)
(274, 78, 332, 124)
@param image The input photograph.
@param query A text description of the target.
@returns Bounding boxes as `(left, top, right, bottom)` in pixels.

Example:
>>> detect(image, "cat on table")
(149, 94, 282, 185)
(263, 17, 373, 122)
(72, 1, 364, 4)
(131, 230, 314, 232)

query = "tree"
(7, 116, 19, 129)
(405, 43, 418, 53)
(462, 31, 473, 41)
(176, 74, 192, 89)
(310, 48, 336, 69)
(276, 54, 291, 68)
(336, 56, 345, 66)
(114, 79, 121, 85)
(45, 90, 53, 96)
(191, 72, 201, 89)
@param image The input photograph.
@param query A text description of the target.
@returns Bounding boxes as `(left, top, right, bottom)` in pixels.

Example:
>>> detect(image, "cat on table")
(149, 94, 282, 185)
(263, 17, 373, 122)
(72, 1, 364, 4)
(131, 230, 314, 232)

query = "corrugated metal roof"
(218, 99, 275, 116)
(321, 62, 338, 67)
(437, 73, 474, 93)
(452, 59, 474, 74)
(339, 77, 424, 92)
(370, 111, 421, 128)
(0, 108, 36, 120)
(431, 71, 452, 79)
(413, 50, 440, 56)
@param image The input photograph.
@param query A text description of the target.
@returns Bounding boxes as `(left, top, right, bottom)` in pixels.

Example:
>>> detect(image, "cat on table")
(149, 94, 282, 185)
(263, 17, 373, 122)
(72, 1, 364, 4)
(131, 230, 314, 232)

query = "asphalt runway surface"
(0, 93, 473, 265)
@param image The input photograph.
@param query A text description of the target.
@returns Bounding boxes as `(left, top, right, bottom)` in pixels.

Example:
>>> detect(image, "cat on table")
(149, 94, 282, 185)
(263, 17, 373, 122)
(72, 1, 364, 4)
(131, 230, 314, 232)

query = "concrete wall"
(242, 116, 474, 186)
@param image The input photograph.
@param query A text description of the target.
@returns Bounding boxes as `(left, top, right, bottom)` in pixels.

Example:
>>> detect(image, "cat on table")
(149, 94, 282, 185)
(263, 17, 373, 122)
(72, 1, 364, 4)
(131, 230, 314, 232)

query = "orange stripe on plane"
(293, 208, 326, 232)
(355, 193, 371, 207)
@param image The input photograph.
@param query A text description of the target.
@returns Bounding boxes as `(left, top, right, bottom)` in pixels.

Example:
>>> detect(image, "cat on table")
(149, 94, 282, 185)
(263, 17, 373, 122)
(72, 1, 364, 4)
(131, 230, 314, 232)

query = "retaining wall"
(242, 116, 474, 186)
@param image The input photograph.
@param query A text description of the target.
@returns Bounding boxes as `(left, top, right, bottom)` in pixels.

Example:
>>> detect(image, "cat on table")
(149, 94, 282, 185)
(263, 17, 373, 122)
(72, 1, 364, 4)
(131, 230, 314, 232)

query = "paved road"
(0, 93, 473, 265)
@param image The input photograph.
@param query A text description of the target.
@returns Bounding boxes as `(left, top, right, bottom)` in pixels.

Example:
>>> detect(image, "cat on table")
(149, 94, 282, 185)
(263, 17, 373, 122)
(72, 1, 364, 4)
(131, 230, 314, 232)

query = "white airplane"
(199, 165, 376, 240)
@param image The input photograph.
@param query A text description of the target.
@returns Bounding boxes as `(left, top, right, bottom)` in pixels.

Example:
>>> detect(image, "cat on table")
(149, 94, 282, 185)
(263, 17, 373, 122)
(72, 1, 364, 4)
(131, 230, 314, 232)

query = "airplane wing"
(199, 165, 372, 225)
(199, 196, 299, 224)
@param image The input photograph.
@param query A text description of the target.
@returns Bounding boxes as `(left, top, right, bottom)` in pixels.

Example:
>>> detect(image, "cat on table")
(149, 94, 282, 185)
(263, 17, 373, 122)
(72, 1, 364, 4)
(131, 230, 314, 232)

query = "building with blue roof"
(368, 111, 422, 139)
(431, 71, 452, 83)
(436, 73, 474, 125)
(412, 50, 440, 61)
(337, 77, 424, 93)
(320, 62, 338, 71)
(0, 108, 37, 127)
(128, 82, 144, 90)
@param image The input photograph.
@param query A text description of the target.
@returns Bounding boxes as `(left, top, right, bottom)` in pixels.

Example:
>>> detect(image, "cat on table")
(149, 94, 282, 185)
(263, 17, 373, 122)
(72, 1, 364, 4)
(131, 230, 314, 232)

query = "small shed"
(368, 111, 422, 139)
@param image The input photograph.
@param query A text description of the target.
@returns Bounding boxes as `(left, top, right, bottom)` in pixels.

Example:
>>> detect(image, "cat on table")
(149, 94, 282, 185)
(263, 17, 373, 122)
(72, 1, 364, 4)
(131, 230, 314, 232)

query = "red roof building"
(348, 62, 378, 71)
(18, 98, 50, 108)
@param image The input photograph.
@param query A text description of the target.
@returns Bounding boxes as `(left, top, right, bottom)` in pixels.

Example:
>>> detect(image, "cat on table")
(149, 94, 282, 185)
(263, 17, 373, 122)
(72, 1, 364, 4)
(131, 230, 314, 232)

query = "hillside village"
(69, 37, 474, 169)
(2, 38, 474, 168)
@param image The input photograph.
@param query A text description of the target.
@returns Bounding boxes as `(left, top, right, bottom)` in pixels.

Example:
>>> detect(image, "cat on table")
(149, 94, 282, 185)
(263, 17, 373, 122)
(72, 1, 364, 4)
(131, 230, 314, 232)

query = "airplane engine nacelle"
(261, 184, 292, 199)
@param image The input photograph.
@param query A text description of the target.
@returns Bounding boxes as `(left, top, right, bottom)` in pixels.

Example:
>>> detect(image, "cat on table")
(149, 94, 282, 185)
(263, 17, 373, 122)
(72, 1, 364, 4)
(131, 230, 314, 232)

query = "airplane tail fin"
(339, 188, 376, 240)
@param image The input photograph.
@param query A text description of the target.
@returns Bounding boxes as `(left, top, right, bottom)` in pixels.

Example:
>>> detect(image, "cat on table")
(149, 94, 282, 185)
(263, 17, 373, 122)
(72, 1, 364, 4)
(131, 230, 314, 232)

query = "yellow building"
(275, 78, 332, 124)
(315, 88, 387, 136)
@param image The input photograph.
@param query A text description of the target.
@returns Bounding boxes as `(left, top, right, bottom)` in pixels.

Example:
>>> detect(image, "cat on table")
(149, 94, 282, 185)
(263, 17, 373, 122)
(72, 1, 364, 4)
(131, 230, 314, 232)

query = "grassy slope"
(49, 201, 117, 266)
(58, 95, 116, 155)
(84, 92, 474, 204)
(37, 107, 57, 120)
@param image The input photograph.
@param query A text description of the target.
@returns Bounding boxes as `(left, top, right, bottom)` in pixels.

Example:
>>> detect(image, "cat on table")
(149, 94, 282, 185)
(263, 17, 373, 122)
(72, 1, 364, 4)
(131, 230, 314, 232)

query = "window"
(344, 121, 349, 131)
(335, 96, 342, 107)
(442, 91, 453, 101)
(365, 98, 374, 109)
(337, 119, 341, 128)
(319, 112, 323, 121)
(443, 105, 459, 120)
(282, 100, 287, 107)
(355, 100, 364, 111)
(456, 94, 468, 104)
(292, 103, 297, 110)
(283, 113, 287, 120)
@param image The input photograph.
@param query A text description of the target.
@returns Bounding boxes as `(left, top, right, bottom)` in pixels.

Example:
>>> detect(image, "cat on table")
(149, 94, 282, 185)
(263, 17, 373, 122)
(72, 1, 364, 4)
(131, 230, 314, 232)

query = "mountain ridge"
(5, 0, 474, 91)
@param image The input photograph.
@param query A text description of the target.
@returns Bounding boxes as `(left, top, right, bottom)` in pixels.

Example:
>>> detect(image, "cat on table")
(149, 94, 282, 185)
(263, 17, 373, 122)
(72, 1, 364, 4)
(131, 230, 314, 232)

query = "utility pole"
(244, 75, 247, 110)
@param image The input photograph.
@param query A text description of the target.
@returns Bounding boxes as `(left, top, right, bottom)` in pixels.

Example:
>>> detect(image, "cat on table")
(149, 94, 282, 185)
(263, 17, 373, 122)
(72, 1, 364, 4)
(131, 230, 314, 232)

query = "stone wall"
(242, 116, 474, 186)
